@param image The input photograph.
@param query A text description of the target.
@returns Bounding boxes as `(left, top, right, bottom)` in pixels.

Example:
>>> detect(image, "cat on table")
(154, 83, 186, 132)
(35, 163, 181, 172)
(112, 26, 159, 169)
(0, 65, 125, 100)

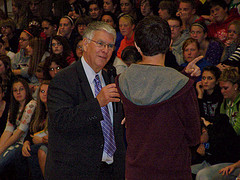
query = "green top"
(220, 93, 240, 135)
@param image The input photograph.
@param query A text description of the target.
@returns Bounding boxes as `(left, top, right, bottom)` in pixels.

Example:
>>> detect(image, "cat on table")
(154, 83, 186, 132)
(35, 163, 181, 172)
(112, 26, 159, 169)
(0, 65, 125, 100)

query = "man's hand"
(96, 83, 120, 107)
(185, 55, 203, 77)
(219, 164, 236, 176)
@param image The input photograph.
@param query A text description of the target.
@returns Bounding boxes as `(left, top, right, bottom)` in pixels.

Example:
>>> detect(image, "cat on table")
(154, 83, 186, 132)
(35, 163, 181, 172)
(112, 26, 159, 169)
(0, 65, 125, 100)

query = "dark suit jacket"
(45, 60, 125, 179)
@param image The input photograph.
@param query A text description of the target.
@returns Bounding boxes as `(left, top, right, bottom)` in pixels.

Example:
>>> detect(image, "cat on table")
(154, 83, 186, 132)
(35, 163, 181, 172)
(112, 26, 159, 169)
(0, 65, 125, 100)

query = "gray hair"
(83, 21, 116, 42)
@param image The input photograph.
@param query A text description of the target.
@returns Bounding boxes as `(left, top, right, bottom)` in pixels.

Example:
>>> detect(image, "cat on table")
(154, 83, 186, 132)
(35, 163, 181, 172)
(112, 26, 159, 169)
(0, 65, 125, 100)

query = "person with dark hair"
(207, 0, 240, 43)
(0, 37, 15, 60)
(0, 78, 36, 174)
(196, 66, 223, 122)
(88, 1, 103, 21)
(158, 0, 178, 21)
(75, 15, 92, 38)
(41, 17, 58, 52)
(101, 11, 124, 53)
(139, 0, 153, 18)
(46, 21, 125, 179)
(12, 25, 42, 73)
(12, 0, 29, 30)
(176, 0, 199, 33)
(168, 16, 190, 65)
(120, 0, 138, 21)
(50, 35, 75, 65)
(0, 55, 15, 104)
(116, 15, 201, 179)
(57, 15, 77, 50)
(190, 21, 224, 66)
(43, 54, 69, 80)
(103, 0, 120, 17)
(0, 18, 19, 53)
(73, 36, 83, 60)
(0, 84, 9, 135)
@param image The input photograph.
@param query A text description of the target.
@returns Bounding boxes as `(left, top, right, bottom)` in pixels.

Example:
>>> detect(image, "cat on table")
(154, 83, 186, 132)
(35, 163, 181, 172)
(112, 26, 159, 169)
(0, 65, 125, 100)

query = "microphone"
(108, 66, 118, 113)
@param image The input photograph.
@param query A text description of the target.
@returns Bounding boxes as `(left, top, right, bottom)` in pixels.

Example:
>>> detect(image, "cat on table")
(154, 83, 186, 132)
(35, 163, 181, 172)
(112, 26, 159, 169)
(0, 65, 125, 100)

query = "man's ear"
(83, 38, 88, 52)
(134, 42, 143, 56)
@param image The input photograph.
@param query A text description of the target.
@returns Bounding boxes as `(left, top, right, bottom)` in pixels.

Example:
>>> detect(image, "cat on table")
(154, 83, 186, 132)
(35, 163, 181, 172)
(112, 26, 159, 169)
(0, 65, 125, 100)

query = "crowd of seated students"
(0, 0, 240, 179)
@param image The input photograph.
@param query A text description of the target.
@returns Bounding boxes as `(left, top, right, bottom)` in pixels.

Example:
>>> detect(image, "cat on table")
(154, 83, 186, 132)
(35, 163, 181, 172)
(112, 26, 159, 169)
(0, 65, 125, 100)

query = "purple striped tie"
(94, 74, 116, 157)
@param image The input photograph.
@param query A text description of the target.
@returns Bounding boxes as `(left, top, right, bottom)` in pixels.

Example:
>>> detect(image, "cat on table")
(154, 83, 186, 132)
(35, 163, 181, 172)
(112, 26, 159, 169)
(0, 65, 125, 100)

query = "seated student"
(0, 78, 36, 174)
(117, 14, 135, 59)
(0, 37, 15, 61)
(181, 38, 212, 81)
(50, 35, 75, 65)
(103, 0, 120, 17)
(207, 0, 240, 43)
(196, 66, 223, 122)
(73, 36, 83, 60)
(15, 80, 49, 179)
(158, 0, 178, 21)
(167, 16, 190, 65)
(114, 45, 141, 75)
(101, 12, 124, 53)
(219, 68, 240, 136)
(176, 0, 199, 33)
(88, 0, 103, 21)
(0, 18, 20, 53)
(43, 54, 69, 80)
(222, 20, 240, 62)
(57, 15, 77, 51)
(74, 15, 92, 39)
(41, 17, 58, 52)
(139, 0, 154, 19)
(0, 55, 15, 104)
(11, 25, 41, 72)
(0, 84, 9, 135)
(120, 0, 138, 22)
(13, 37, 50, 87)
(190, 21, 224, 66)
(196, 160, 240, 180)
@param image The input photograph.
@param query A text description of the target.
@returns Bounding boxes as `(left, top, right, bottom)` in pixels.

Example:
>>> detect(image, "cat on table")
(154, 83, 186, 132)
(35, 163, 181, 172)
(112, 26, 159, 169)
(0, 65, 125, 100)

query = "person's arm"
(219, 160, 240, 175)
(0, 130, 12, 147)
(0, 129, 25, 155)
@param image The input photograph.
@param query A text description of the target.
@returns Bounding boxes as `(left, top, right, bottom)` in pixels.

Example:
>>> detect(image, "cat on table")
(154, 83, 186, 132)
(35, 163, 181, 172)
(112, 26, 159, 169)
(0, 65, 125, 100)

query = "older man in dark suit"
(45, 21, 125, 179)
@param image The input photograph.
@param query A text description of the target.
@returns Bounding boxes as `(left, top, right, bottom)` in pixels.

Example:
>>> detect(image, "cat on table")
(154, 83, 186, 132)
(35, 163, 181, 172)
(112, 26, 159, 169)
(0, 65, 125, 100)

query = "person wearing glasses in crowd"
(167, 16, 190, 65)
(46, 21, 125, 179)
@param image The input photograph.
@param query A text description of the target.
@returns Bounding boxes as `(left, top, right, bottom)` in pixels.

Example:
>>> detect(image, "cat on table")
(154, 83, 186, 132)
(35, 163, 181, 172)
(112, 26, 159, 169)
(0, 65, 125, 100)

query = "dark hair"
(23, 25, 42, 39)
(9, 78, 32, 126)
(73, 36, 83, 59)
(75, 15, 92, 27)
(202, 66, 222, 80)
(43, 54, 68, 80)
(179, 0, 196, 9)
(168, 15, 182, 27)
(135, 15, 171, 56)
(51, 35, 72, 59)
(158, 1, 178, 18)
(0, 54, 14, 84)
(210, 0, 228, 10)
(191, 21, 208, 34)
(42, 17, 59, 27)
(101, 11, 118, 28)
(121, 46, 141, 64)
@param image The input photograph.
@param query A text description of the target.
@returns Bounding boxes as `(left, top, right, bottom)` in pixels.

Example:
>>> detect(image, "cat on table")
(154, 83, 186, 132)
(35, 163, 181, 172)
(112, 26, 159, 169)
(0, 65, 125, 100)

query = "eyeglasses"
(49, 66, 61, 71)
(88, 38, 115, 50)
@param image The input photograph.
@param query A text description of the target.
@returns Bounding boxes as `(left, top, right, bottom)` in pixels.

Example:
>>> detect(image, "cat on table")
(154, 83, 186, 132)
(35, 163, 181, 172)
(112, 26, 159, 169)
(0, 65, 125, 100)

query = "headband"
(191, 22, 207, 32)
(23, 30, 33, 37)
(62, 15, 74, 25)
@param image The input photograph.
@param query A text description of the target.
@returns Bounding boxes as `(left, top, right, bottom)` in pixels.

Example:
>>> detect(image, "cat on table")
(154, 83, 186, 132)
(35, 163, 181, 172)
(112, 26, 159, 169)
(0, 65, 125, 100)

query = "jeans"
(0, 143, 22, 174)
(15, 143, 44, 180)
